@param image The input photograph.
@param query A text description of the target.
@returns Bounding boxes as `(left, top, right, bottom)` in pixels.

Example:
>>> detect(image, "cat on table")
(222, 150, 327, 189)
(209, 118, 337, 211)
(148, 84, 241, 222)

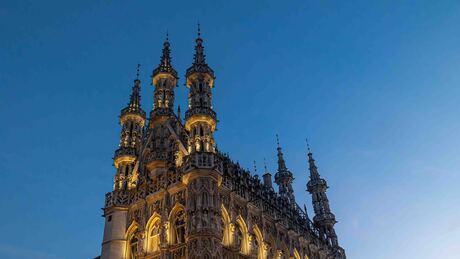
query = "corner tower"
(274, 135, 295, 204)
(184, 26, 216, 154)
(182, 27, 223, 258)
(101, 67, 145, 259)
(143, 35, 182, 173)
(113, 67, 146, 191)
(307, 150, 346, 258)
(150, 34, 179, 127)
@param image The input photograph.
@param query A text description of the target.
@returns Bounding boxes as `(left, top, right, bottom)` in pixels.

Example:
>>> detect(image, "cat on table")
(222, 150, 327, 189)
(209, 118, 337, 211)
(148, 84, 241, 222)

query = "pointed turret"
(274, 135, 295, 203)
(113, 66, 146, 190)
(150, 34, 178, 124)
(152, 33, 178, 80)
(184, 25, 217, 153)
(185, 24, 215, 87)
(306, 150, 341, 250)
(122, 67, 144, 117)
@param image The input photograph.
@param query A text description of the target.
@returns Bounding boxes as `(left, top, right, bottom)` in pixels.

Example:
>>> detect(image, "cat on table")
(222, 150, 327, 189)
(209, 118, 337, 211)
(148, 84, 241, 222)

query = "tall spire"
(150, 33, 179, 121)
(308, 152, 321, 180)
(186, 24, 215, 85)
(306, 149, 340, 248)
(184, 24, 218, 153)
(274, 135, 295, 203)
(114, 66, 146, 191)
(276, 134, 288, 172)
(194, 23, 206, 65)
(122, 64, 145, 118)
(152, 33, 178, 80)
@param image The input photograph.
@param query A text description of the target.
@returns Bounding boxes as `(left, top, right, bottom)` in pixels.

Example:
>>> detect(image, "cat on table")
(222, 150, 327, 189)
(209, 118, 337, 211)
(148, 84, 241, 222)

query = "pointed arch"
(221, 205, 233, 246)
(145, 213, 161, 253)
(235, 215, 250, 255)
(169, 203, 186, 245)
(125, 221, 139, 239)
(125, 221, 139, 259)
(252, 225, 265, 259)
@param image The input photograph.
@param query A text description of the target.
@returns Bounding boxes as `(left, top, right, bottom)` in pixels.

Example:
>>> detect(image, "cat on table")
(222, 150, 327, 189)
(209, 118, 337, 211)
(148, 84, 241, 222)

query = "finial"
(136, 63, 141, 80)
(253, 160, 257, 174)
(276, 134, 280, 148)
(177, 105, 181, 121)
(263, 158, 268, 172)
(197, 22, 201, 37)
(306, 138, 311, 153)
(166, 30, 169, 42)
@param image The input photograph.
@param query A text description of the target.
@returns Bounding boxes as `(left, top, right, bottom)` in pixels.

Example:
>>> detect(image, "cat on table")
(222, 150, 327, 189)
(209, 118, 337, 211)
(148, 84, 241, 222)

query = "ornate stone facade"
(100, 30, 346, 259)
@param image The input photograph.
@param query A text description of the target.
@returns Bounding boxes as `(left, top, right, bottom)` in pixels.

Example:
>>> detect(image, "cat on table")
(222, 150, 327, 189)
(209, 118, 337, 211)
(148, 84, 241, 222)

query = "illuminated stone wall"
(99, 30, 345, 259)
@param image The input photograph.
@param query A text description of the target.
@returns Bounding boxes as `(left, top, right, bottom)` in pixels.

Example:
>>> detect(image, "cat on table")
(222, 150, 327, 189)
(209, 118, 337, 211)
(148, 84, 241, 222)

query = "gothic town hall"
(99, 30, 346, 259)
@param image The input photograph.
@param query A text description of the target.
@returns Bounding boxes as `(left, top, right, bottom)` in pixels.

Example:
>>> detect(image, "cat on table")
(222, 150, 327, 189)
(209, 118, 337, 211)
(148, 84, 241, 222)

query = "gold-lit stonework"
(99, 30, 346, 259)
(185, 72, 214, 88)
(113, 155, 136, 169)
(152, 72, 178, 87)
(120, 113, 145, 128)
(184, 114, 216, 132)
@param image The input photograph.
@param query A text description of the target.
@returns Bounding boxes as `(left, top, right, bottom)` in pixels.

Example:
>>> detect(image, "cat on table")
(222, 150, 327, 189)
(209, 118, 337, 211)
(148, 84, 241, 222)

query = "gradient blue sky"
(1, 1, 460, 258)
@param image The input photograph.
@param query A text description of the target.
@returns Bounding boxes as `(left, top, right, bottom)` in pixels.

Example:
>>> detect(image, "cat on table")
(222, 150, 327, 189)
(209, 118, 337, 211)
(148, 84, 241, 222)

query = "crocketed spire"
(308, 152, 321, 181)
(185, 24, 215, 80)
(121, 65, 146, 118)
(274, 135, 295, 203)
(152, 34, 178, 79)
(276, 140, 288, 172)
(307, 150, 340, 248)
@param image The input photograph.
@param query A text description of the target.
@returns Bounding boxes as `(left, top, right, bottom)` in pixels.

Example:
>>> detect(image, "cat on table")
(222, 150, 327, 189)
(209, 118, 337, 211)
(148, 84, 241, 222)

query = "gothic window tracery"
(221, 206, 232, 246)
(252, 227, 264, 259)
(127, 231, 138, 259)
(149, 220, 161, 253)
(173, 210, 186, 244)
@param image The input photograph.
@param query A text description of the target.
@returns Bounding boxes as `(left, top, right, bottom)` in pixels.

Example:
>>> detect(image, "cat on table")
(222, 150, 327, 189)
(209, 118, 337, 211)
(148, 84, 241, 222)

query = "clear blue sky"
(1, 1, 459, 258)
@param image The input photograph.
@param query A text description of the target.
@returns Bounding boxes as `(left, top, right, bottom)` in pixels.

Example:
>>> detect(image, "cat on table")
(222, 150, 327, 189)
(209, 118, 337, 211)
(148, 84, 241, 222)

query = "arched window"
(128, 233, 138, 259)
(149, 221, 161, 252)
(253, 227, 265, 259)
(221, 206, 232, 246)
(173, 210, 186, 244)
(235, 217, 250, 255)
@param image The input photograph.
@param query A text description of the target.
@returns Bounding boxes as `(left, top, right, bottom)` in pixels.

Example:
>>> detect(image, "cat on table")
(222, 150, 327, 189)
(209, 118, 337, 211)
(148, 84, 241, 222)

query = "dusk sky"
(1, 1, 460, 258)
